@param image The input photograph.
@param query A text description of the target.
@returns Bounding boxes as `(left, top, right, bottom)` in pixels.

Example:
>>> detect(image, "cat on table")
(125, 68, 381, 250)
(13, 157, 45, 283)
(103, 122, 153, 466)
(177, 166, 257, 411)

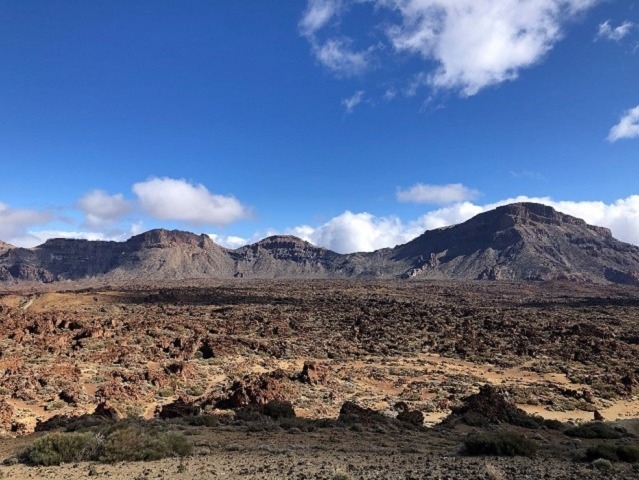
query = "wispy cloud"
(300, 0, 600, 96)
(0, 202, 53, 245)
(341, 90, 365, 113)
(596, 20, 634, 42)
(299, 0, 373, 77)
(312, 38, 374, 77)
(397, 183, 479, 205)
(608, 105, 639, 142)
(132, 177, 250, 226)
(299, 0, 343, 37)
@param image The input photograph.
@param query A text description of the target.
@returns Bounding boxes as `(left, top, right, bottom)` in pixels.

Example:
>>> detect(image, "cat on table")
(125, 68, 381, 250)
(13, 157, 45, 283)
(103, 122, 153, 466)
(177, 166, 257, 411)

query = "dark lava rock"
(442, 384, 543, 429)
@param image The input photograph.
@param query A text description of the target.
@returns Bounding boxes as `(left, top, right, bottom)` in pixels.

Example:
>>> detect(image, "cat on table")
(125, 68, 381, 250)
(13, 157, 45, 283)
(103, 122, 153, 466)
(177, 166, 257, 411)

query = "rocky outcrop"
(442, 384, 542, 428)
(2, 203, 639, 285)
(215, 370, 294, 410)
(0, 399, 14, 431)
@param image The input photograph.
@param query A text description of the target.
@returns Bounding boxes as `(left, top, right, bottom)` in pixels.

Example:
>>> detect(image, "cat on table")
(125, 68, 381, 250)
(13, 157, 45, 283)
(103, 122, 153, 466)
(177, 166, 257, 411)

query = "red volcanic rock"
(157, 396, 201, 419)
(93, 401, 124, 420)
(216, 370, 292, 409)
(0, 400, 14, 431)
(297, 362, 328, 386)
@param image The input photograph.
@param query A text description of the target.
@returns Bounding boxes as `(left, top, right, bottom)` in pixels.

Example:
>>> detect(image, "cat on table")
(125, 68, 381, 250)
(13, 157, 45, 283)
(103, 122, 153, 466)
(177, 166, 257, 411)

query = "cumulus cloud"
(276, 194, 639, 254)
(342, 90, 365, 113)
(397, 183, 479, 204)
(207, 233, 249, 250)
(77, 190, 131, 228)
(132, 177, 249, 226)
(300, 0, 599, 95)
(596, 20, 634, 41)
(0, 202, 53, 244)
(608, 105, 639, 142)
(290, 211, 410, 253)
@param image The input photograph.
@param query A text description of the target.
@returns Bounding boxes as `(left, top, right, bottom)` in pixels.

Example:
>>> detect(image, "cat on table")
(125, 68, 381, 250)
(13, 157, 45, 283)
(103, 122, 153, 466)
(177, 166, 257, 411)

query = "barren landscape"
(0, 279, 637, 478)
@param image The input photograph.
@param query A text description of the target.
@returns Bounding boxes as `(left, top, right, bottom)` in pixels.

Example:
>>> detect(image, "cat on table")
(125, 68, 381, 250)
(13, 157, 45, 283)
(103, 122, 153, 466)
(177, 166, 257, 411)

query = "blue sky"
(1, 0, 638, 252)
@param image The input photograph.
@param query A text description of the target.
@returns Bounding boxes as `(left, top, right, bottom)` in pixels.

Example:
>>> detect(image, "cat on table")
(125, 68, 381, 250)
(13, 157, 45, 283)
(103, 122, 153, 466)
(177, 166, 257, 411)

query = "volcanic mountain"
(1, 203, 639, 284)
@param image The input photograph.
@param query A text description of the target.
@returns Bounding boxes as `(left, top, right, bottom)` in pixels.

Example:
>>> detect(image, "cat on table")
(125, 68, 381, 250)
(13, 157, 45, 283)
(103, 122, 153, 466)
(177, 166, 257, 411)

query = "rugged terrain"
(0, 280, 637, 477)
(2, 202, 639, 284)
(0, 281, 638, 429)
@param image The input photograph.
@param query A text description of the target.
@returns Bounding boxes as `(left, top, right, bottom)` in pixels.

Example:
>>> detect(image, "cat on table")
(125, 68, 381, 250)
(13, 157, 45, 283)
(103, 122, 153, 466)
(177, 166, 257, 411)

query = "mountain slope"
(390, 203, 639, 283)
(1, 203, 639, 284)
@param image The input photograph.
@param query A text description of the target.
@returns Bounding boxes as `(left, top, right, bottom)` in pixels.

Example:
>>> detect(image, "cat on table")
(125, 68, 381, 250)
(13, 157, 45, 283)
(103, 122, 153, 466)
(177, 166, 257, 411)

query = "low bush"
(543, 419, 565, 431)
(565, 422, 623, 439)
(100, 426, 192, 463)
(463, 431, 538, 457)
(585, 443, 639, 463)
(23, 432, 99, 466)
(22, 424, 192, 466)
(592, 458, 613, 472)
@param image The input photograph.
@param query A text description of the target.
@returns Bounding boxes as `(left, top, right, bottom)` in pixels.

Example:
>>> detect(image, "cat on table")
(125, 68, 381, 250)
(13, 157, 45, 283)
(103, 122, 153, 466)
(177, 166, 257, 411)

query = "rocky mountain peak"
(251, 235, 320, 251)
(0, 202, 637, 284)
(0, 240, 14, 252)
(127, 229, 216, 250)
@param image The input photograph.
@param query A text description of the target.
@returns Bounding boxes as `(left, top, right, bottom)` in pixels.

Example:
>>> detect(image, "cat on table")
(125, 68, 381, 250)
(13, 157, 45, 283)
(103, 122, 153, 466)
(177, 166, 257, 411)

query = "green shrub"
(22, 424, 193, 465)
(586, 443, 639, 463)
(23, 432, 99, 466)
(592, 458, 613, 472)
(565, 422, 623, 439)
(617, 445, 639, 463)
(543, 419, 565, 431)
(463, 431, 538, 457)
(100, 426, 193, 463)
(585, 444, 618, 462)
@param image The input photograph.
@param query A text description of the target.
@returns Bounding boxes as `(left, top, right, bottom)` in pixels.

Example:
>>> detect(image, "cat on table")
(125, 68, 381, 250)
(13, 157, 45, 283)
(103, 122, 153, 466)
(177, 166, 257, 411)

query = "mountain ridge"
(1, 202, 639, 285)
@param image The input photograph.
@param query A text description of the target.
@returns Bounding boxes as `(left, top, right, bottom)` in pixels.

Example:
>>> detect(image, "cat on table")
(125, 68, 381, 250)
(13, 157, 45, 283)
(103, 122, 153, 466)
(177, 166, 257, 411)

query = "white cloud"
(77, 189, 131, 228)
(276, 194, 639, 253)
(0, 202, 53, 244)
(313, 38, 373, 77)
(608, 105, 639, 142)
(342, 90, 365, 113)
(21, 230, 120, 248)
(596, 20, 634, 41)
(207, 234, 249, 250)
(300, 0, 599, 96)
(299, 1, 373, 77)
(299, 0, 343, 36)
(132, 177, 249, 226)
(384, 0, 598, 95)
(290, 211, 410, 253)
(383, 88, 397, 100)
(397, 183, 479, 204)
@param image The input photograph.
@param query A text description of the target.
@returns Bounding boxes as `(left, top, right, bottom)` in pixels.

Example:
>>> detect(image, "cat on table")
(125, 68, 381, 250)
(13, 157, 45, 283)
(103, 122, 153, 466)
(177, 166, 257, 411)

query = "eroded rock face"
(297, 362, 328, 386)
(215, 370, 293, 410)
(0, 399, 14, 431)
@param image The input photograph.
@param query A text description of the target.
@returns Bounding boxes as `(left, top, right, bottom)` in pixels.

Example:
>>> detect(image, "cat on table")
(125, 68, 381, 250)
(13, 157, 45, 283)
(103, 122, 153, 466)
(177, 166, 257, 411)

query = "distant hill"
(1, 203, 639, 285)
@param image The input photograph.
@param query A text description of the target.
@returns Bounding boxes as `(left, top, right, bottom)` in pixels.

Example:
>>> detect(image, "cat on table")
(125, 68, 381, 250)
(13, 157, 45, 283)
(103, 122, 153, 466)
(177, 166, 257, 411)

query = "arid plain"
(0, 279, 637, 478)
